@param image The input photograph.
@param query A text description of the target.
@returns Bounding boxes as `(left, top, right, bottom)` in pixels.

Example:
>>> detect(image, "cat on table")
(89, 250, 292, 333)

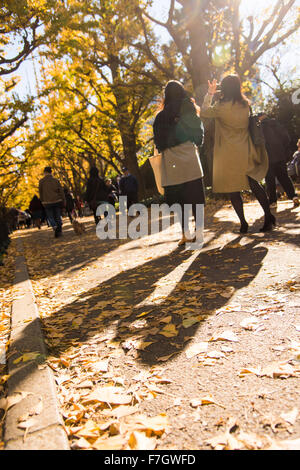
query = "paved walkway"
(3, 198, 300, 450)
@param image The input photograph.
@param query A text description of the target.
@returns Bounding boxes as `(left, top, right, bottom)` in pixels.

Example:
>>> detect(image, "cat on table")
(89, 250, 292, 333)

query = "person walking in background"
(201, 75, 274, 233)
(116, 176, 121, 196)
(288, 138, 300, 183)
(64, 187, 76, 223)
(119, 167, 139, 211)
(39, 167, 66, 238)
(29, 195, 44, 229)
(105, 178, 118, 207)
(258, 113, 299, 208)
(84, 167, 108, 225)
(24, 209, 32, 229)
(153, 80, 205, 246)
(75, 196, 84, 218)
(7, 208, 18, 233)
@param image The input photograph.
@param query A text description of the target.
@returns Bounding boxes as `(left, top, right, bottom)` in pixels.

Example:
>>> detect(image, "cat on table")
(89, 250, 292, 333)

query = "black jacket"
(153, 98, 204, 153)
(85, 176, 108, 205)
(64, 192, 75, 211)
(29, 197, 43, 213)
(261, 118, 291, 163)
(119, 174, 138, 195)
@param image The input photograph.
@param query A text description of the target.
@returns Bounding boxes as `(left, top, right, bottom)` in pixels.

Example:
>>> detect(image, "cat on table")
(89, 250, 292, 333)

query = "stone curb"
(4, 239, 69, 450)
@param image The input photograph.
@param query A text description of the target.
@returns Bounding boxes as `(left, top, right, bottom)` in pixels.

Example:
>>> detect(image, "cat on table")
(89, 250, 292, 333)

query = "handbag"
(249, 107, 265, 146)
(149, 147, 165, 195)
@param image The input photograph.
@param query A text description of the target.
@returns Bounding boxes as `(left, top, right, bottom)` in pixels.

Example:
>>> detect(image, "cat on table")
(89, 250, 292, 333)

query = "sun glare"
(240, 0, 277, 15)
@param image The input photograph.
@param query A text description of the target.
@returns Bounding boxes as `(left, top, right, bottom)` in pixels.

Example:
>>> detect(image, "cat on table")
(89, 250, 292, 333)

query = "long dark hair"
(161, 80, 192, 123)
(220, 74, 250, 106)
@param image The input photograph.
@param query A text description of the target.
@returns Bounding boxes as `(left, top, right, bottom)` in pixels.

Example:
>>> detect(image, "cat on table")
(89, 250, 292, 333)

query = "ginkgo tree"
(19, 53, 156, 201)
(43, 0, 164, 195)
(0, 0, 69, 76)
(3, 0, 300, 208)
(0, 0, 71, 150)
(0, 0, 72, 204)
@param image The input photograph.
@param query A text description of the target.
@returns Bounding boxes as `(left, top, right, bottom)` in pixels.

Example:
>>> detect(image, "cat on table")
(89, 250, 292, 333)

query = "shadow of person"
(8, 234, 269, 396)
(110, 237, 268, 366)
(8, 204, 299, 391)
(207, 204, 300, 250)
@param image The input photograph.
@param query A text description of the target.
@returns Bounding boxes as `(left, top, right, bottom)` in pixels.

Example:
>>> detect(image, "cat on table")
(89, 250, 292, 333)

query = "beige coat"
(201, 95, 268, 193)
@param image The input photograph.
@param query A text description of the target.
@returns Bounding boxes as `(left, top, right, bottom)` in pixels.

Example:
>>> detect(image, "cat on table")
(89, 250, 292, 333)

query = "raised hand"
(208, 79, 218, 96)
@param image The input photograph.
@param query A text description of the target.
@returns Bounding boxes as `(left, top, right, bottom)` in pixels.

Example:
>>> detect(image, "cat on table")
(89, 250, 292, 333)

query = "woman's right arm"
(200, 94, 222, 119)
(200, 79, 221, 119)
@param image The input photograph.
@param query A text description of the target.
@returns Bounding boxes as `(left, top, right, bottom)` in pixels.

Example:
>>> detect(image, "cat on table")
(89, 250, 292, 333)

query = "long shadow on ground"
(9, 207, 300, 390)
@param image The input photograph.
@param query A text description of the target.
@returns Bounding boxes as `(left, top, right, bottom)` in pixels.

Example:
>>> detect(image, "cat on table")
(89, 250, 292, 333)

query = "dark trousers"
(44, 203, 62, 231)
(66, 209, 73, 224)
(93, 209, 100, 225)
(126, 192, 138, 210)
(165, 178, 206, 232)
(230, 176, 271, 226)
(266, 161, 296, 204)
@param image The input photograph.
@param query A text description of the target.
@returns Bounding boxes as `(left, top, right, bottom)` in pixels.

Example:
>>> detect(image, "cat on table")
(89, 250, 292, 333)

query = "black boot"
(240, 222, 249, 234)
(260, 214, 276, 232)
(55, 226, 62, 238)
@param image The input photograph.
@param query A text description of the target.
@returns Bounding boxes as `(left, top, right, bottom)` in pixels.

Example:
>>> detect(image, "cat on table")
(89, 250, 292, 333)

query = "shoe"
(178, 235, 195, 246)
(55, 227, 62, 238)
(293, 197, 300, 208)
(240, 222, 249, 234)
(259, 214, 276, 232)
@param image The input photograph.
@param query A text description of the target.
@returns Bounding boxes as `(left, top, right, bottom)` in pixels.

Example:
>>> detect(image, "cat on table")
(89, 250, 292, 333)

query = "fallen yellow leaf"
(128, 431, 157, 450)
(82, 387, 133, 406)
(159, 324, 178, 338)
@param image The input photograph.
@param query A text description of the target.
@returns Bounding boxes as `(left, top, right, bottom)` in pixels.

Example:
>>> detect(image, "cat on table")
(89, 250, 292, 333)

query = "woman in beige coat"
(201, 74, 275, 233)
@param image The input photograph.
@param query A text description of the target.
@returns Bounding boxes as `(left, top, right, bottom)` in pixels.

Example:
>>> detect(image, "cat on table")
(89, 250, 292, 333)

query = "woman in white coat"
(201, 75, 275, 233)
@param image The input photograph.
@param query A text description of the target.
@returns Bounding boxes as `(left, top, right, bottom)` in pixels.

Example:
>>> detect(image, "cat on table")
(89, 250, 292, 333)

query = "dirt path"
(9, 199, 300, 450)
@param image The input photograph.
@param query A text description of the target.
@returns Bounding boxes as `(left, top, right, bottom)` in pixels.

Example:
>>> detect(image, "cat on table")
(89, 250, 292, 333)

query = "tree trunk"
(183, 2, 211, 102)
(108, 54, 147, 199)
(189, 18, 211, 100)
(120, 129, 146, 200)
